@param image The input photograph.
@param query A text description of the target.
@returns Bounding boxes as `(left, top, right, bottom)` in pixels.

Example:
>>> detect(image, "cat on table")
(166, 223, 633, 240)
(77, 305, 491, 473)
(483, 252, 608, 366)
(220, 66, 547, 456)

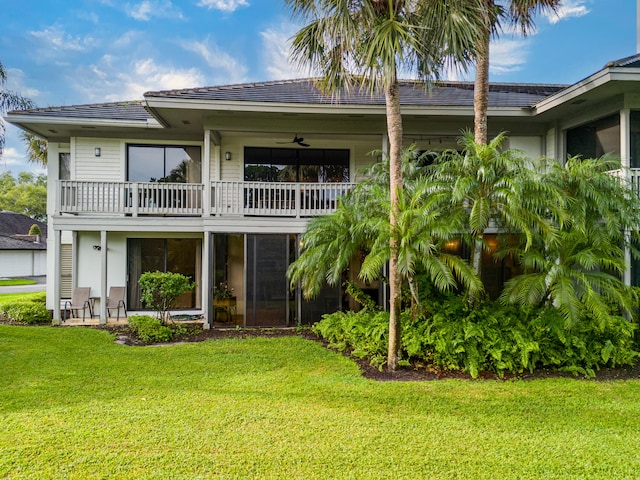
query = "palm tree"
(431, 131, 560, 298)
(288, 147, 482, 329)
(285, 0, 483, 371)
(474, 1, 559, 144)
(0, 61, 36, 157)
(502, 155, 640, 327)
(21, 131, 47, 167)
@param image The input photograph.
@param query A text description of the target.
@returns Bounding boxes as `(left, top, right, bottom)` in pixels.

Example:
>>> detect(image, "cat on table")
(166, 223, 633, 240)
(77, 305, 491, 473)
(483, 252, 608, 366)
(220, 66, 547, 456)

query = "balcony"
(58, 180, 354, 217)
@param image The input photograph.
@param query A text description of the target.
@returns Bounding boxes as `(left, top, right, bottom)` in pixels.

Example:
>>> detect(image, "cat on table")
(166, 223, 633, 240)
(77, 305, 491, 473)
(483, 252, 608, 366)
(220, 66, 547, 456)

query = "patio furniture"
(63, 287, 93, 322)
(106, 286, 127, 320)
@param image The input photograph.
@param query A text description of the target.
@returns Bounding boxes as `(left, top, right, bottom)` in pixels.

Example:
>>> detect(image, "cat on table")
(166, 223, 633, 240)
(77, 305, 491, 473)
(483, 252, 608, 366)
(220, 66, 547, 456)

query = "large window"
(244, 147, 349, 183)
(127, 238, 202, 310)
(127, 145, 201, 183)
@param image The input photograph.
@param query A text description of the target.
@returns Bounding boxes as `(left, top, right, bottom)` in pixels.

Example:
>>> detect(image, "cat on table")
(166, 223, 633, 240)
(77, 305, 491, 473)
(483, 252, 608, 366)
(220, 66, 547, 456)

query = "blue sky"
(1, 0, 638, 174)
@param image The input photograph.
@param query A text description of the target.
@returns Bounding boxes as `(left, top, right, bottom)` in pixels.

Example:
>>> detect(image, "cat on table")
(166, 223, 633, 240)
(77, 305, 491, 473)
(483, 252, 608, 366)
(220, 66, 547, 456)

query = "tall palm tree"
(285, 0, 483, 371)
(0, 61, 35, 157)
(474, 0, 559, 144)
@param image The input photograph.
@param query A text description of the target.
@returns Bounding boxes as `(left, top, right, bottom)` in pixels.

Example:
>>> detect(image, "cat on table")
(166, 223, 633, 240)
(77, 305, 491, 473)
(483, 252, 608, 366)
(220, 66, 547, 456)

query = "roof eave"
(533, 67, 640, 114)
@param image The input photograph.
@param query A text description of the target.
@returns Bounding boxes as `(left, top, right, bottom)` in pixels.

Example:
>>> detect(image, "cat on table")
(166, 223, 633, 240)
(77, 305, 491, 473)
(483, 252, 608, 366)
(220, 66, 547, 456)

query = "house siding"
(75, 138, 122, 181)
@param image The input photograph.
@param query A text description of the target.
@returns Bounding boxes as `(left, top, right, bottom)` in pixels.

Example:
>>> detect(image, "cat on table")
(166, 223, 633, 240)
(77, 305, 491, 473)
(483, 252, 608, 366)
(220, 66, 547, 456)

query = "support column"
(100, 230, 108, 323)
(203, 232, 212, 328)
(53, 230, 62, 324)
(621, 109, 633, 286)
(71, 231, 78, 290)
(203, 129, 211, 217)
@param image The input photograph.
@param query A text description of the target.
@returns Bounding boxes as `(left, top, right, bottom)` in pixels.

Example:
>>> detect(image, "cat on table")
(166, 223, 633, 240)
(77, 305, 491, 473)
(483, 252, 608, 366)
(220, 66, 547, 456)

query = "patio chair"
(63, 287, 92, 322)
(106, 286, 127, 320)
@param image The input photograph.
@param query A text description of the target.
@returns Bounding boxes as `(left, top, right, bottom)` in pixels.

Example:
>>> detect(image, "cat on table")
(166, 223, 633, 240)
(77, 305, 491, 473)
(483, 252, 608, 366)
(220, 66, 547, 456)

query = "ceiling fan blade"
(298, 142, 310, 147)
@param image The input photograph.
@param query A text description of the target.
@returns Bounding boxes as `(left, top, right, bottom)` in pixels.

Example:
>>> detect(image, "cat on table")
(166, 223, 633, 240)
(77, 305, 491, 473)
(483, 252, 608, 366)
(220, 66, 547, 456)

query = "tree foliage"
(0, 61, 36, 158)
(138, 271, 196, 325)
(0, 171, 47, 221)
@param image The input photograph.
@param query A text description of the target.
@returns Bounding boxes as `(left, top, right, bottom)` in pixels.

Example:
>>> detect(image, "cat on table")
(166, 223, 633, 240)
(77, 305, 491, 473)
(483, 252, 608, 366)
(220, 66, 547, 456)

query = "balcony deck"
(58, 181, 354, 217)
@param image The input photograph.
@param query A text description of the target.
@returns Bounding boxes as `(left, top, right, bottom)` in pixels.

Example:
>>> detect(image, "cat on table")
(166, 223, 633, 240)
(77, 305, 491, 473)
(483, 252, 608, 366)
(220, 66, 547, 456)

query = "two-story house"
(6, 53, 640, 327)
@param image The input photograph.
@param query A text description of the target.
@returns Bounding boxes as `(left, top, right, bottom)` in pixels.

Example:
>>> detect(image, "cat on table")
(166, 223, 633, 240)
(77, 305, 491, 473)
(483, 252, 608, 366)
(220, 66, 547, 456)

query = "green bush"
(312, 295, 639, 378)
(128, 315, 173, 343)
(0, 301, 50, 324)
(139, 271, 196, 324)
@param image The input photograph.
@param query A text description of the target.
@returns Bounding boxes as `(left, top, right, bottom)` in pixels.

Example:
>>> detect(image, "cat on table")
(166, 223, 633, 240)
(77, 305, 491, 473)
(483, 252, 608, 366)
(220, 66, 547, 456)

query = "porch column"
(203, 129, 211, 217)
(72, 231, 78, 290)
(52, 230, 62, 324)
(203, 232, 212, 328)
(621, 109, 633, 286)
(100, 230, 108, 323)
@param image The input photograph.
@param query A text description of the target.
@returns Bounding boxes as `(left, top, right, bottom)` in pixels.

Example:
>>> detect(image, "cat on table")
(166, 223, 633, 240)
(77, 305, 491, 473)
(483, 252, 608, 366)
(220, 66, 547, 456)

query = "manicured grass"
(1, 325, 640, 479)
(0, 292, 44, 305)
(0, 278, 36, 286)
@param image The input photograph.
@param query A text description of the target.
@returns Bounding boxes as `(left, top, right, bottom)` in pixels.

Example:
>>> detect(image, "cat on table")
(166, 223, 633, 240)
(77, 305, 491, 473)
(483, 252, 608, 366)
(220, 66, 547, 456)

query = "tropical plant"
(288, 147, 482, 316)
(138, 271, 196, 324)
(285, 0, 483, 370)
(0, 61, 36, 158)
(21, 131, 47, 166)
(473, 0, 559, 144)
(430, 131, 559, 290)
(501, 155, 640, 327)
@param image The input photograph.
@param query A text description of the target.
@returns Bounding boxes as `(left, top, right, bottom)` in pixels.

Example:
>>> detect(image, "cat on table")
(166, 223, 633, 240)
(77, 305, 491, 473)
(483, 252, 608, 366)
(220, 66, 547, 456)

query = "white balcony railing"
(58, 180, 354, 217)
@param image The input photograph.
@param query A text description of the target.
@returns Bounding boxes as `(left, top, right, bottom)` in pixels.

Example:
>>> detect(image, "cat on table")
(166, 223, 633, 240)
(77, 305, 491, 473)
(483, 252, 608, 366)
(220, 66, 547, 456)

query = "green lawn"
(0, 292, 43, 305)
(0, 278, 36, 286)
(1, 325, 639, 479)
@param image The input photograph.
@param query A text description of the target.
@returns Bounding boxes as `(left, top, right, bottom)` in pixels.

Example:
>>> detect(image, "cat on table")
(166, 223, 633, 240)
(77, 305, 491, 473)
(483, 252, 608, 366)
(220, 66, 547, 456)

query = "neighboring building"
(5, 54, 640, 326)
(0, 212, 47, 277)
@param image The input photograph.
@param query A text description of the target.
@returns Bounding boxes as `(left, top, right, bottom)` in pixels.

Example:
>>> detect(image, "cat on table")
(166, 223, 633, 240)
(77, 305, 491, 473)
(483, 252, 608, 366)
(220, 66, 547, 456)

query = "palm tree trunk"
(473, 2, 491, 146)
(385, 80, 403, 372)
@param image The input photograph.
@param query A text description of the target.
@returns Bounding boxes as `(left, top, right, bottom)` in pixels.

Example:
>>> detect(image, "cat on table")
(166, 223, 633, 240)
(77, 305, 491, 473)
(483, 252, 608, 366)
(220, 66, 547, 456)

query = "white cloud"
(29, 26, 96, 52)
(489, 38, 530, 75)
(261, 22, 309, 80)
(197, 0, 249, 12)
(4, 68, 40, 101)
(181, 38, 248, 84)
(0, 146, 23, 167)
(125, 1, 184, 21)
(545, 0, 590, 24)
(76, 57, 205, 102)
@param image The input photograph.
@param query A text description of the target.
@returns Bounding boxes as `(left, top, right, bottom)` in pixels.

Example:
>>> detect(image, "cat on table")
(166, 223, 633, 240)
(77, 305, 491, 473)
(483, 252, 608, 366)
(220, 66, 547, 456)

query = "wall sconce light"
(94, 147, 101, 157)
(93, 245, 101, 251)
(225, 151, 232, 161)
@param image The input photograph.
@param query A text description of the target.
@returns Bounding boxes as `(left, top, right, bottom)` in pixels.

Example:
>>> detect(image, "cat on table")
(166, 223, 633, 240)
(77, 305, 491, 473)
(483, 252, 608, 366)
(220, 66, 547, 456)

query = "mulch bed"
(98, 324, 640, 382)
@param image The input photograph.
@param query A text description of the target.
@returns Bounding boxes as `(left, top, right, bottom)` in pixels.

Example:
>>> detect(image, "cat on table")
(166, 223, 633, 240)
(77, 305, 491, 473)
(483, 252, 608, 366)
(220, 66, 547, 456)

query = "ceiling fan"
(277, 134, 310, 147)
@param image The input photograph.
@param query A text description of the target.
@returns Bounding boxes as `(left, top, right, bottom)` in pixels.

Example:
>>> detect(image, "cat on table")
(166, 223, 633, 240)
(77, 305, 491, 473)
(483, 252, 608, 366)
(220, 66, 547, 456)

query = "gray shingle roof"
(604, 53, 640, 68)
(7, 79, 568, 123)
(0, 212, 47, 238)
(8, 101, 152, 121)
(0, 235, 46, 251)
(144, 78, 566, 108)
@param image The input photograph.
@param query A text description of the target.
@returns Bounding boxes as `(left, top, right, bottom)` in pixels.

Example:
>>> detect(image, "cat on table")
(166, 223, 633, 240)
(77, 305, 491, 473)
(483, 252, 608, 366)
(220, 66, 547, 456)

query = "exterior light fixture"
(94, 147, 101, 157)
(225, 151, 232, 161)
(93, 245, 101, 251)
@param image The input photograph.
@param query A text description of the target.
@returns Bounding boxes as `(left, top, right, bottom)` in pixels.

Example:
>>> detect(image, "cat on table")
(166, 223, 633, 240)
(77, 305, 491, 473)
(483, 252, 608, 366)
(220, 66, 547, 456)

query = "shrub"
(0, 301, 50, 324)
(313, 295, 640, 377)
(313, 309, 390, 370)
(28, 224, 42, 236)
(128, 315, 173, 343)
(138, 271, 196, 324)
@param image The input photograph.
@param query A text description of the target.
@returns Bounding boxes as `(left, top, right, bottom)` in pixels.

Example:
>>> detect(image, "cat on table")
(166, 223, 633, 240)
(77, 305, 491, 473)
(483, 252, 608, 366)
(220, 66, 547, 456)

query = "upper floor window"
(244, 147, 349, 183)
(127, 145, 201, 183)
